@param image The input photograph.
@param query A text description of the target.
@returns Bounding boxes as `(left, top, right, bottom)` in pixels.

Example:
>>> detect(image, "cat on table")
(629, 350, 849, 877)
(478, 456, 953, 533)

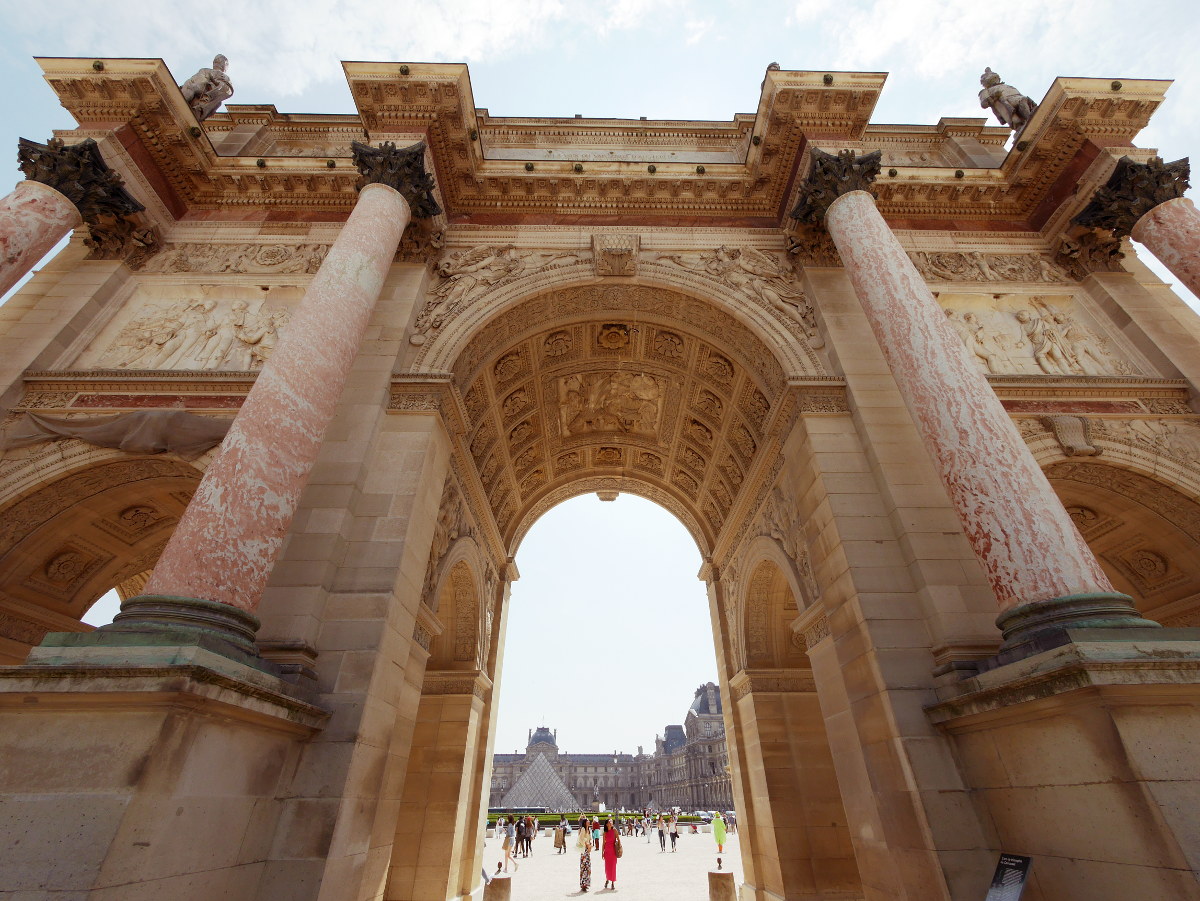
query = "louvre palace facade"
(1, 52, 1200, 901)
(490, 682, 734, 812)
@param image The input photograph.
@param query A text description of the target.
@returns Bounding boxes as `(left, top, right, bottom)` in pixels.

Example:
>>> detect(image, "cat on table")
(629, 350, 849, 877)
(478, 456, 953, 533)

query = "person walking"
(554, 817, 566, 854)
(656, 813, 667, 852)
(668, 812, 679, 852)
(524, 814, 535, 856)
(713, 811, 727, 854)
(515, 816, 527, 859)
(500, 817, 519, 873)
(601, 818, 621, 891)
(576, 815, 593, 893)
(592, 818, 602, 851)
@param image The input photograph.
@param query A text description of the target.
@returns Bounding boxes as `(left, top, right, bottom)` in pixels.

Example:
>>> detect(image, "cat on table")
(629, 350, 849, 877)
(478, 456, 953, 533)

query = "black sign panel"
(984, 853, 1032, 900)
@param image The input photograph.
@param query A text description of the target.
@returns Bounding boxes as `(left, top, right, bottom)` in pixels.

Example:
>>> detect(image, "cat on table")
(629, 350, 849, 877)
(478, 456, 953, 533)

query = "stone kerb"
(407, 256, 822, 380)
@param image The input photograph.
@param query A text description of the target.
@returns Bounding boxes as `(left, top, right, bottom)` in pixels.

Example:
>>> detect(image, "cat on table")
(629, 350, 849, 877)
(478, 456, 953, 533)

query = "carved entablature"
(35, 58, 1172, 229)
(592, 234, 639, 276)
(1074, 156, 1191, 238)
(1054, 227, 1126, 279)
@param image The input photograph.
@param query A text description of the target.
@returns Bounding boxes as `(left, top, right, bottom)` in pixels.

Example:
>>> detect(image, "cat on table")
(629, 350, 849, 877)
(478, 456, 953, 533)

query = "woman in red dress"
(601, 818, 621, 891)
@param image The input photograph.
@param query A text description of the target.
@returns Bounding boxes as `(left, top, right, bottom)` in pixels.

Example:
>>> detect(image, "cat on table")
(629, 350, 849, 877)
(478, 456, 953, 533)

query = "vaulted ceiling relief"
(450, 286, 789, 547)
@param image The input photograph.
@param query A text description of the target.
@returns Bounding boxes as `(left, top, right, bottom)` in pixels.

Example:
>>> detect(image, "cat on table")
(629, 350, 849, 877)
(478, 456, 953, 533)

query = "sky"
(4, 0, 1200, 754)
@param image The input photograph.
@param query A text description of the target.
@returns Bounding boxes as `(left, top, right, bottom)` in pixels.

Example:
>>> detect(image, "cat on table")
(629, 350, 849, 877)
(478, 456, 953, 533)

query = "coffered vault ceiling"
(446, 284, 802, 553)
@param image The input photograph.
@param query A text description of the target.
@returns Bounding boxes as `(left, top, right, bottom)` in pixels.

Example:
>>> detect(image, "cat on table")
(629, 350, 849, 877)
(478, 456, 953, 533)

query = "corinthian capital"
(17, 137, 144, 223)
(1074, 155, 1191, 238)
(789, 148, 882, 226)
(351, 140, 442, 219)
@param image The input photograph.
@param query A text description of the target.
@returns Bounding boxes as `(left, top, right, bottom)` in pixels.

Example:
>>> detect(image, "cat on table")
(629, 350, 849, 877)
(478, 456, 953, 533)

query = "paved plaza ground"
(484, 826, 742, 900)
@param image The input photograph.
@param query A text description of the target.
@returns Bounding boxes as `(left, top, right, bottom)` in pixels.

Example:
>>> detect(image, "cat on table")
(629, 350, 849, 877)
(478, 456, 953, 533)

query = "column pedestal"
(0, 180, 81, 297)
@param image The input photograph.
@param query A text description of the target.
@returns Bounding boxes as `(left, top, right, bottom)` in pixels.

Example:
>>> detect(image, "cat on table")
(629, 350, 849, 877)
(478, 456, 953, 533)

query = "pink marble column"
(136, 182, 410, 617)
(0, 180, 81, 297)
(823, 188, 1152, 649)
(1131, 197, 1200, 298)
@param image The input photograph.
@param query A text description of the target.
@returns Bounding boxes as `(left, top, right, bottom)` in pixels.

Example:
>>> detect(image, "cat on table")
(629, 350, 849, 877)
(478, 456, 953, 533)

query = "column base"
(34, 594, 270, 673)
(983, 592, 1160, 671)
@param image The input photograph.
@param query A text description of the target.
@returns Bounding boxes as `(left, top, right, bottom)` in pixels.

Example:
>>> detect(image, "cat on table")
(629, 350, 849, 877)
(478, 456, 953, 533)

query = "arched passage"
(1046, 461, 1200, 626)
(0, 451, 202, 662)
(386, 271, 861, 899)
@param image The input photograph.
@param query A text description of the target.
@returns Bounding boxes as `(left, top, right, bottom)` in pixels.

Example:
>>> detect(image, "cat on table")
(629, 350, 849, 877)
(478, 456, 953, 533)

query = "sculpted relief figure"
(558, 371, 663, 437)
(939, 299, 1129, 376)
(945, 309, 1003, 373)
(412, 246, 584, 343)
(179, 54, 234, 122)
(978, 67, 1037, 135)
(95, 299, 292, 371)
(657, 245, 821, 344)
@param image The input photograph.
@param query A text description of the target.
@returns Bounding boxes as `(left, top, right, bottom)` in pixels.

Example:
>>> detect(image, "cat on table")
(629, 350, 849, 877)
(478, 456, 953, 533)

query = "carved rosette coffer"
(351, 140, 442, 219)
(789, 148, 883, 228)
(18, 136, 153, 262)
(1074, 156, 1191, 238)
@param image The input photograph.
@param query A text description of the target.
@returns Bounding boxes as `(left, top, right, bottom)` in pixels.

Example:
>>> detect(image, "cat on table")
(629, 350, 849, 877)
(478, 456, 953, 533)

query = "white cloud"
(684, 16, 715, 44)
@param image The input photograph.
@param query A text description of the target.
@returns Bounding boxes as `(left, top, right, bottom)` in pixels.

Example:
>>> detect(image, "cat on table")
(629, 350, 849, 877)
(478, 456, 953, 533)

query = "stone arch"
(428, 552, 484, 669)
(1022, 426, 1200, 625)
(408, 254, 825, 378)
(0, 449, 204, 662)
(742, 558, 808, 669)
(434, 280, 804, 558)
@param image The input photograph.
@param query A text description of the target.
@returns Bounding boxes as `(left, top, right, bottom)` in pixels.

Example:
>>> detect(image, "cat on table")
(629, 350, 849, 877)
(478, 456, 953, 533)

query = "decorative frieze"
(909, 251, 1069, 284)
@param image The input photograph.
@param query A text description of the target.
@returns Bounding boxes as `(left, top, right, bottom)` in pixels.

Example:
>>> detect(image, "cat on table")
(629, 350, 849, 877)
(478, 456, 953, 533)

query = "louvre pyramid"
(500, 753, 580, 811)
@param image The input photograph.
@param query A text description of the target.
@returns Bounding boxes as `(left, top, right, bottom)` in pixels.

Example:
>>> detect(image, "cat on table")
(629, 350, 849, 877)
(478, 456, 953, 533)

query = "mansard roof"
(35, 57, 1171, 233)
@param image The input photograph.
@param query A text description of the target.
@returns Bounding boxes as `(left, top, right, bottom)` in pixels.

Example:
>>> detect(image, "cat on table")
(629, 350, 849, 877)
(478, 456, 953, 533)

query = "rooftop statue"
(179, 54, 234, 122)
(978, 66, 1037, 135)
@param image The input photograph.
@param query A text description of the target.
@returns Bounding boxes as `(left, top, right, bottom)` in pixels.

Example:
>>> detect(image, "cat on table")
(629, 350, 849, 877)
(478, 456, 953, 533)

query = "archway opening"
(0, 456, 199, 663)
(1048, 461, 1200, 626)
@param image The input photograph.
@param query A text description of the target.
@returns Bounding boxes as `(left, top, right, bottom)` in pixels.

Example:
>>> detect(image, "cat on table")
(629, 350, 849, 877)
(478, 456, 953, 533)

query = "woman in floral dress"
(576, 815, 593, 892)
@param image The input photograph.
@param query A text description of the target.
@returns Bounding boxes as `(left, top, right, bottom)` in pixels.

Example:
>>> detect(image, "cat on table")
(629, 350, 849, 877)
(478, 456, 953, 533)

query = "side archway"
(726, 557, 863, 901)
(0, 449, 204, 662)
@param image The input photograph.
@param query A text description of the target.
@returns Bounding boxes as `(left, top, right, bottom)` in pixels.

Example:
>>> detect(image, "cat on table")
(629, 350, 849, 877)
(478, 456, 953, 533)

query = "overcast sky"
(4, 0, 1200, 754)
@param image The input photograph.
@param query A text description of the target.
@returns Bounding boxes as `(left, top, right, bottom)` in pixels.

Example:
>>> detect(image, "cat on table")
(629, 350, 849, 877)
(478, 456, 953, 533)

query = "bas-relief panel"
(937, 293, 1139, 377)
(73, 287, 300, 372)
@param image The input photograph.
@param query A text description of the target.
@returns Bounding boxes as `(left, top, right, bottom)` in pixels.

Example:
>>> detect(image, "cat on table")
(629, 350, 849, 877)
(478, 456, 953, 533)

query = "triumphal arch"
(2, 56, 1200, 901)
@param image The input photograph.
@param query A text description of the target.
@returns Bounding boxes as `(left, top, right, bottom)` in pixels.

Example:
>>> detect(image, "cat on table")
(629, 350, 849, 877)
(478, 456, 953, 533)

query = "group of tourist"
(493, 809, 734, 891)
(495, 814, 540, 873)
